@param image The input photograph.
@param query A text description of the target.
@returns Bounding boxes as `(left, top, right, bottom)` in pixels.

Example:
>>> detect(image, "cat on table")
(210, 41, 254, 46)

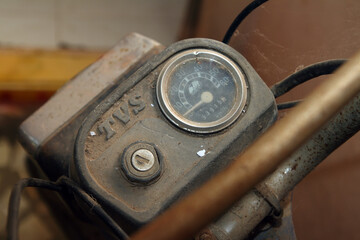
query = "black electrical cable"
(277, 100, 301, 110)
(6, 178, 62, 240)
(271, 59, 346, 98)
(6, 177, 129, 240)
(57, 177, 129, 240)
(222, 0, 269, 44)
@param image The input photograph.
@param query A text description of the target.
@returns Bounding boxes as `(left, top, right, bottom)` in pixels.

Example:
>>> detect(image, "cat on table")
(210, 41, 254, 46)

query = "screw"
(131, 149, 155, 172)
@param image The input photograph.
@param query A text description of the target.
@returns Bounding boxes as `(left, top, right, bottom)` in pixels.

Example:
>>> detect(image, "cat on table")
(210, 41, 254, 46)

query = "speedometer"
(156, 49, 247, 133)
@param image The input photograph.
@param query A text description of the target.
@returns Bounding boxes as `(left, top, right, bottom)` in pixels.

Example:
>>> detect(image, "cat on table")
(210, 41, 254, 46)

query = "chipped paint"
(197, 149, 206, 157)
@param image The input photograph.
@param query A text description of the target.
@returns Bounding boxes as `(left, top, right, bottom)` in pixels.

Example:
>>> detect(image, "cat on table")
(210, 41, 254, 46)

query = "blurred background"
(0, 0, 359, 239)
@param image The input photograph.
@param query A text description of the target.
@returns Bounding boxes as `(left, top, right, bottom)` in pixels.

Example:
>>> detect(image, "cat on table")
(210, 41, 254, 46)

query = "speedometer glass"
(156, 49, 247, 133)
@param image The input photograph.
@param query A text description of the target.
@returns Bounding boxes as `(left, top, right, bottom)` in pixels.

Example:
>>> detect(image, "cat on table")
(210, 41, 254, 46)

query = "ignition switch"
(121, 142, 161, 184)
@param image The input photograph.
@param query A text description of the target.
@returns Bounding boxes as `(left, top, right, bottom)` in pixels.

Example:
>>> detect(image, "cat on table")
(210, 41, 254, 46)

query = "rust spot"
(195, 228, 217, 240)
(291, 163, 298, 171)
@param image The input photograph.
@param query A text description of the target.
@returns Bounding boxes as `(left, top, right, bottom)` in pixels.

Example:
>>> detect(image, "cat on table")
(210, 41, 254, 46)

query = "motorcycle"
(6, 0, 360, 239)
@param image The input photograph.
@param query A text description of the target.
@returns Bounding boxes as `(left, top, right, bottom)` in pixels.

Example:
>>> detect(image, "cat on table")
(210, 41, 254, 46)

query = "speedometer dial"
(156, 49, 247, 133)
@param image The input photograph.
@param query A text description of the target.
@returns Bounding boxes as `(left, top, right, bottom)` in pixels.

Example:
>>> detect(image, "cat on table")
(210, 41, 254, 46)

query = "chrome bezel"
(156, 49, 247, 133)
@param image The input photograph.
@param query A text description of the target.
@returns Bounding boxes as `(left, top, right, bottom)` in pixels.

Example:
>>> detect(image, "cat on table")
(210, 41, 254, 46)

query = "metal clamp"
(255, 184, 282, 216)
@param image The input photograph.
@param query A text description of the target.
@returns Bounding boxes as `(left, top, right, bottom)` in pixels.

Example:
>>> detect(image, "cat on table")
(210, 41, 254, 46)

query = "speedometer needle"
(184, 91, 213, 117)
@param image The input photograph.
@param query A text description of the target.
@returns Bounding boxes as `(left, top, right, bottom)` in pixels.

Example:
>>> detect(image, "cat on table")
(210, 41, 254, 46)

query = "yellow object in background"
(0, 49, 103, 91)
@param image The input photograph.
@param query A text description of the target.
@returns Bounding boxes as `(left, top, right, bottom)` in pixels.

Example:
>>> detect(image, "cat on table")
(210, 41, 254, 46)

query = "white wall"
(0, 0, 188, 49)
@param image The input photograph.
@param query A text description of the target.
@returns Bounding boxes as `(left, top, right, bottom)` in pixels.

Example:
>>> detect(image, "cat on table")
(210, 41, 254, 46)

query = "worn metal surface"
(130, 50, 360, 240)
(257, 94, 360, 203)
(199, 190, 272, 240)
(73, 38, 277, 230)
(18, 33, 164, 180)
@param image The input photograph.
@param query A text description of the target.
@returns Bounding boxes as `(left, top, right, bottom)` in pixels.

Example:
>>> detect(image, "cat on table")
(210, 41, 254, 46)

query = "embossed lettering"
(98, 117, 116, 140)
(113, 102, 130, 124)
(129, 95, 145, 115)
(96, 93, 146, 141)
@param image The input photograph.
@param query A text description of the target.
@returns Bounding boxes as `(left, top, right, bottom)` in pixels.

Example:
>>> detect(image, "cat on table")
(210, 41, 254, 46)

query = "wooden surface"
(0, 49, 102, 91)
